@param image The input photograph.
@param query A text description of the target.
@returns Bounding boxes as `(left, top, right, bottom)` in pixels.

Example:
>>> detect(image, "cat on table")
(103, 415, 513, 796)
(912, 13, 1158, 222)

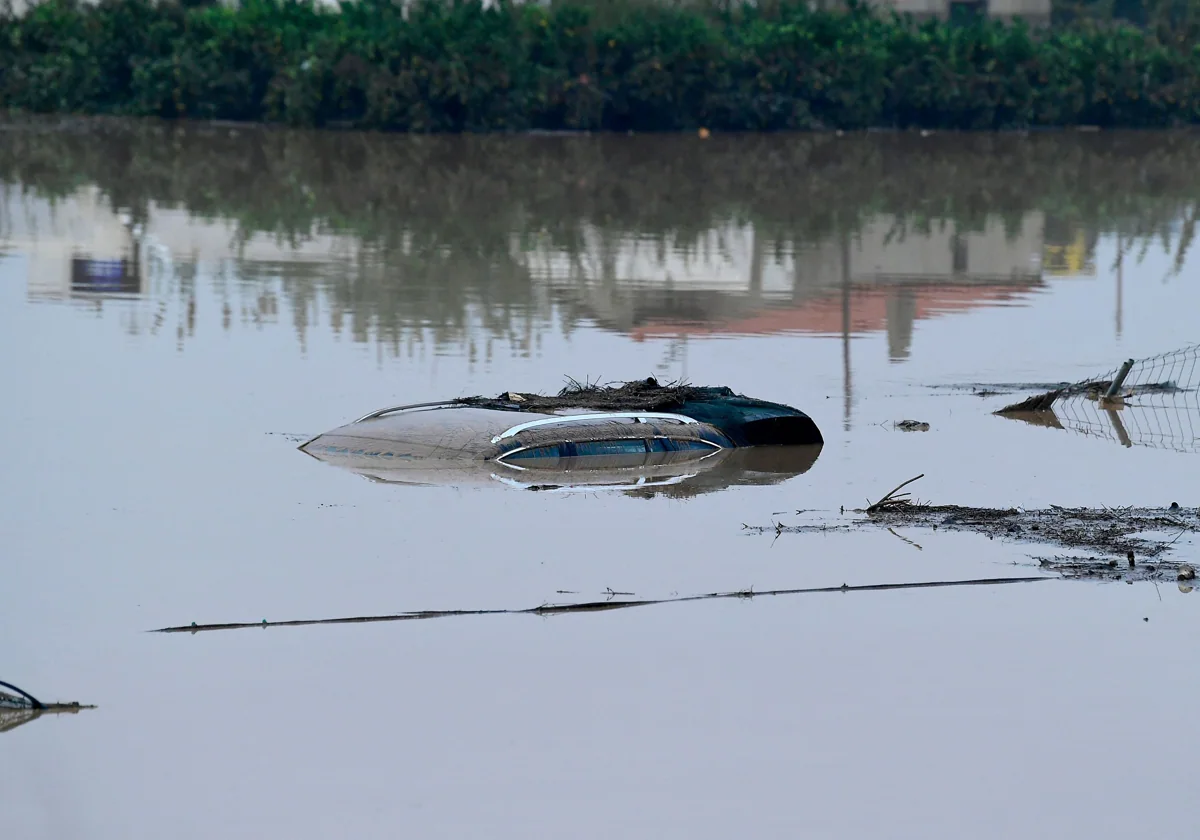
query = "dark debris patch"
(1033, 554, 1198, 585)
(454, 377, 731, 413)
(995, 380, 1187, 414)
(747, 504, 1198, 582)
(870, 504, 1197, 560)
(926, 380, 1187, 413)
(927, 381, 1076, 398)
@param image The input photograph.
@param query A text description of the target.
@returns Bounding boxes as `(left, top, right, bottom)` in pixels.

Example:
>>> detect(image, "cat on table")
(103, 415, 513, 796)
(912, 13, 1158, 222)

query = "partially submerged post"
(1101, 358, 1135, 407)
(1105, 359, 1135, 398)
(1103, 406, 1133, 447)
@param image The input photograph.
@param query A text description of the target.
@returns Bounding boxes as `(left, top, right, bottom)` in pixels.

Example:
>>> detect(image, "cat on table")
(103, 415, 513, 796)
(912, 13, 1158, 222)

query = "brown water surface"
(2, 118, 1198, 839)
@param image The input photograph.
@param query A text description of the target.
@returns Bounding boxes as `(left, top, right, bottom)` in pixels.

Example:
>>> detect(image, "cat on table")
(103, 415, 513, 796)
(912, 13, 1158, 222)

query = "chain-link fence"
(997, 343, 1200, 454)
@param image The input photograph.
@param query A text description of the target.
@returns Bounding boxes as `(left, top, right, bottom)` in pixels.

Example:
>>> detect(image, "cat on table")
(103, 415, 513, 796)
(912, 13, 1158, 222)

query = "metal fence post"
(1104, 359, 1135, 399)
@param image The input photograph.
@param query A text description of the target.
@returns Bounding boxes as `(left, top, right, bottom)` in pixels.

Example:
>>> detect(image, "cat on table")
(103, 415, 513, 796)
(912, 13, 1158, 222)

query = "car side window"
(501, 437, 718, 462)
(572, 440, 650, 457)
(666, 439, 714, 451)
(504, 444, 567, 461)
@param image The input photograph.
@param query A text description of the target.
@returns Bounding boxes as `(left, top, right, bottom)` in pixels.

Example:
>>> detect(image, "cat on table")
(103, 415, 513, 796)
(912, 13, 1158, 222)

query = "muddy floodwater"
(3, 118, 1200, 838)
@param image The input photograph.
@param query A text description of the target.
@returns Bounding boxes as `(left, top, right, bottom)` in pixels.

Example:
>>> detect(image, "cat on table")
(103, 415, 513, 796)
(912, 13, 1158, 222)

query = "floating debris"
(1031, 554, 1196, 584)
(862, 504, 1196, 562)
(746, 475, 1199, 583)
(996, 379, 1187, 415)
(996, 388, 1066, 414)
(929, 381, 1078, 398)
(863, 473, 924, 512)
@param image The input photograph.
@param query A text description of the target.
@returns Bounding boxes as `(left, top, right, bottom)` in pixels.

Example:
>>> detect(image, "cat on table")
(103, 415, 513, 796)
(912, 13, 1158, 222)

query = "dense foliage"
(2, 0, 1200, 130)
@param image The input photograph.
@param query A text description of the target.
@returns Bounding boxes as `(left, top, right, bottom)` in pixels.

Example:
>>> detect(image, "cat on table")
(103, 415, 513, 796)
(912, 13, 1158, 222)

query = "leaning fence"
(997, 342, 1200, 455)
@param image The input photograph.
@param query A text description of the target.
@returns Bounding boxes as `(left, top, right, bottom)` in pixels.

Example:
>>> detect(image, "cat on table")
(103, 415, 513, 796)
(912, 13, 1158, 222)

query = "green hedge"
(3, 0, 1200, 130)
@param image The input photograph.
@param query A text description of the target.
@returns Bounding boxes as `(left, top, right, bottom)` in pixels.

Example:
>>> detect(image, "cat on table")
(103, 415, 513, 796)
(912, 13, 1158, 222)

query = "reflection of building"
(524, 213, 1048, 363)
(5, 183, 1105, 390)
(2, 184, 555, 356)
(1042, 219, 1098, 276)
(8, 187, 1092, 357)
(518, 211, 1057, 432)
(3, 186, 142, 300)
(3, 184, 358, 303)
(3, 178, 1133, 433)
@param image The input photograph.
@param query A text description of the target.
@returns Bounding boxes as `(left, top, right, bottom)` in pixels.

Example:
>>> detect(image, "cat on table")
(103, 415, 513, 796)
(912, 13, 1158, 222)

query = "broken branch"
(867, 474, 925, 512)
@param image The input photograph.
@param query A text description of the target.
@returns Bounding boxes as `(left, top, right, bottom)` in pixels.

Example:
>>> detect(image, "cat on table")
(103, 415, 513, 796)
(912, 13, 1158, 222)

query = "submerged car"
(0, 681, 90, 735)
(299, 380, 823, 494)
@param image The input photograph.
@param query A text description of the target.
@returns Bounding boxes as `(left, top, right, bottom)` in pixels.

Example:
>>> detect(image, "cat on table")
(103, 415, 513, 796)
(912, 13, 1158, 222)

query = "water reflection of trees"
(1, 117, 1197, 354)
